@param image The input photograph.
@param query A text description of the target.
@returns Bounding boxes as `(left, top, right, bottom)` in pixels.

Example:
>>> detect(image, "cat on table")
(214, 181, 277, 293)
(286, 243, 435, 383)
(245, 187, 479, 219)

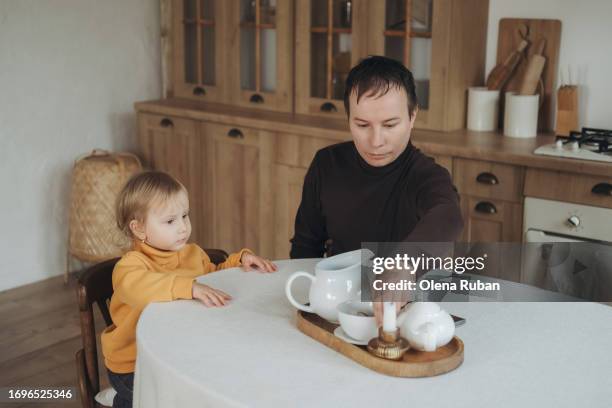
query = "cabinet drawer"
(454, 159, 523, 203)
(524, 168, 612, 209)
(460, 195, 523, 243)
(204, 123, 260, 147)
(459, 195, 523, 282)
(139, 113, 196, 134)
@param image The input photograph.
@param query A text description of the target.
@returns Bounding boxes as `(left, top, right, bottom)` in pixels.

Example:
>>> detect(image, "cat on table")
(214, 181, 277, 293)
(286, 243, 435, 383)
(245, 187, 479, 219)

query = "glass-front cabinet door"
(367, 0, 434, 128)
(295, 0, 368, 117)
(227, 0, 293, 112)
(367, 0, 489, 131)
(172, 0, 226, 102)
(382, 0, 433, 110)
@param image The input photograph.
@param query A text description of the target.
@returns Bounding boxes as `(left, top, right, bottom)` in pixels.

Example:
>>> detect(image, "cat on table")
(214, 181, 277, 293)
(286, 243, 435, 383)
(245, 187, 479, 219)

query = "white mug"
(285, 250, 362, 323)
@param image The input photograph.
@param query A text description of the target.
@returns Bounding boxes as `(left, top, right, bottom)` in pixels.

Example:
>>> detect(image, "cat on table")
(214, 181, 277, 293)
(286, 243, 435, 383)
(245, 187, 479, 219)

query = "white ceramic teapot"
(398, 302, 455, 352)
(285, 250, 362, 323)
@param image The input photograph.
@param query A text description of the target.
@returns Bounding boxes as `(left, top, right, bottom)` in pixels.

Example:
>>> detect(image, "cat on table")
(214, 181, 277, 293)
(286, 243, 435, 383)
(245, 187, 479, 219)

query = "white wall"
(0, 0, 161, 291)
(486, 0, 612, 128)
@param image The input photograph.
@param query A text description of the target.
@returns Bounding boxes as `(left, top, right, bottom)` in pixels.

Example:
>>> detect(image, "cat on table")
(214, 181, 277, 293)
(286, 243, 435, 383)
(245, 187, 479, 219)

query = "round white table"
(133, 259, 612, 408)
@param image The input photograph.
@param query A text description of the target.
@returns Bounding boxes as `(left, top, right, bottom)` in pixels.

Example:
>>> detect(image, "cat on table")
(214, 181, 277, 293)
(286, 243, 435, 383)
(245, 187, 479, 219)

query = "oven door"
(522, 229, 612, 301)
(522, 197, 612, 301)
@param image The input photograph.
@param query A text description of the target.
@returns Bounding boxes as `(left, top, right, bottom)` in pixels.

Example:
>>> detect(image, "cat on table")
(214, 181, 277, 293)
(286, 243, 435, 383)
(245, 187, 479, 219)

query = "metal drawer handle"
(475, 201, 497, 214)
(320, 102, 338, 112)
(227, 128, 244, 139)
(476, 172, 499, 185)
(160, 118, 174, 128)
(250, 93, 264, 103)
(592, 182, 612, 196)
(193, 86, 206, 96)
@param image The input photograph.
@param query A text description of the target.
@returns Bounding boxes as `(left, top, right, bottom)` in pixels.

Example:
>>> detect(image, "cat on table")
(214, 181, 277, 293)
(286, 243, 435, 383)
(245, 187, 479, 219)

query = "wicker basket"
(68, 149, 142, 263)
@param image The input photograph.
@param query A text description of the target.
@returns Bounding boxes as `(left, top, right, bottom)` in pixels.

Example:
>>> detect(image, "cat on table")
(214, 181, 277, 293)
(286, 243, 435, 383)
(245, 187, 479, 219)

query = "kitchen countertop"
(135, 98, 612, 178)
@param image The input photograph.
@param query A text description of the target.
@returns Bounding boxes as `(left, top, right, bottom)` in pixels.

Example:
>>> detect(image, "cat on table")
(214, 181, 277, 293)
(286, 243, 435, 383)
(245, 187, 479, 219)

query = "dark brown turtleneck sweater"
(290, 141, 463, 258)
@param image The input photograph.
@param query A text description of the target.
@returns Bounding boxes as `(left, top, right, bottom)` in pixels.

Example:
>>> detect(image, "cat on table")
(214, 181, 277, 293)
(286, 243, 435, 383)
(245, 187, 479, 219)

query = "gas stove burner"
(534, 127, 612, 163)
(556, 127, 612, 154)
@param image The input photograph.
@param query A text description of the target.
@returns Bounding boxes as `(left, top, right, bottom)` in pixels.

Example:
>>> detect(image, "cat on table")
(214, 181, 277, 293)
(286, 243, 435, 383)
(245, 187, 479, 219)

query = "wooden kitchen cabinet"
(428, 153, 452, 177)
(273, 165, 308, 259)
(275, 132, 341, 167)
(135, 98, 612, 286)
(203, 122, 275, 258)
(294, 0, 490, 124)
(453, 157, 524, 244)
(459, 194, 523, 282)
(367, 0, 489, 130)
(524, 168, 612, 209)
(294, 0, 369, 118)
(171, 0, 229, 103)
(454, 156, 524, 282)
(453, 158, 524, 203)
(137, 113, 213, 247)
(166, 0, 488, 128)
(459, 196, 523, 242)
(273, 132, 339, 258)
(226, 0, 294, 112)
(169, 0, 293, 111)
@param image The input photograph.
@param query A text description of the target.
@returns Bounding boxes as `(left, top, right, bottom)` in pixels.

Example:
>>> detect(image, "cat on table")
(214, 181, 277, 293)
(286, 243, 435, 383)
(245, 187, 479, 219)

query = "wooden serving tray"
(296, 311, 464, 378)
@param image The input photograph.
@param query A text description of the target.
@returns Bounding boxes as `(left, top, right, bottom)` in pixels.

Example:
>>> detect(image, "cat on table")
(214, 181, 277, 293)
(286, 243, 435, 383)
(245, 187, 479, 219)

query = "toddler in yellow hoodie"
(101, 170, 276, 408)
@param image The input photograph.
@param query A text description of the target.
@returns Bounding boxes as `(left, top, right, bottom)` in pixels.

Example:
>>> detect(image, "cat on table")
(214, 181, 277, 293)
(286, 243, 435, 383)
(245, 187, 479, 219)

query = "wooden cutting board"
(496, 18, 561, 131)
(296, 311, 464, 377)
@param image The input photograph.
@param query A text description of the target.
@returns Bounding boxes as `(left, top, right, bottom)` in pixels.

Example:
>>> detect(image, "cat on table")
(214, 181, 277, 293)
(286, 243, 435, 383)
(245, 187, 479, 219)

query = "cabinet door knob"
(227, 128, 244, 139)
(249, 93, 264, 104)
(476, 172, 499, 185)
(193, 86, 206, 96)
(160, 118, 174, 128)
(475, 201, 497, 214)
(320, 102, 338, 112)
(592, 182, 612, 196)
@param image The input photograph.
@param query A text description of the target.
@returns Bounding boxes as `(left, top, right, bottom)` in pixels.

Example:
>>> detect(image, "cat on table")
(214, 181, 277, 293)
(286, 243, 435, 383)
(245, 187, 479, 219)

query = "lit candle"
(382, 302, 397, 333)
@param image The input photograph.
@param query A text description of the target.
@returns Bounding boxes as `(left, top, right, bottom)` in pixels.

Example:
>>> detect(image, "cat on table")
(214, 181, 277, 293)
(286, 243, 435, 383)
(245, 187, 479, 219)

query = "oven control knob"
(555, 140, 564, 149)
(567, 215, 581, 227)
(570, 141, 580, 151)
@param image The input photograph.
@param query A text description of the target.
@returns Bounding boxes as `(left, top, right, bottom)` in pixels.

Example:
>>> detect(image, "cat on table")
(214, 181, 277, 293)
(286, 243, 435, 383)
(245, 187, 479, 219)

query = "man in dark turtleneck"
(289, 56, 464, 322)
(291, 55, 463, 258)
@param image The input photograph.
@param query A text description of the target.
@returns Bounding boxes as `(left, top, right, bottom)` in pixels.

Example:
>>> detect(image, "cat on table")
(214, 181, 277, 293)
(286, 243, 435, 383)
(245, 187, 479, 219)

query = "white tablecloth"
(133, 259, 612, 408)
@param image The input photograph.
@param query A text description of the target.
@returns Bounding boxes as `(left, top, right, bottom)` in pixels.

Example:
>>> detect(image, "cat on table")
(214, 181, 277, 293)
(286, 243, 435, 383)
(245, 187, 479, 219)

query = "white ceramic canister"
(504, 92, 539, 138)
(467, 87, 500, 131)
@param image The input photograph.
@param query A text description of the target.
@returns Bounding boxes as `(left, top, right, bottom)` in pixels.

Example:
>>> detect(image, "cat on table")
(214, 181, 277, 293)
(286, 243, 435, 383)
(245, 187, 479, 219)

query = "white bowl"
(337, 300, 377, 342)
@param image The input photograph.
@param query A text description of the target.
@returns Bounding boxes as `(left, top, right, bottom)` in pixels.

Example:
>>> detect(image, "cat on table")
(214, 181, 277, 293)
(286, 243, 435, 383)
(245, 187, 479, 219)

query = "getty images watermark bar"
(360, 242, 612, 302)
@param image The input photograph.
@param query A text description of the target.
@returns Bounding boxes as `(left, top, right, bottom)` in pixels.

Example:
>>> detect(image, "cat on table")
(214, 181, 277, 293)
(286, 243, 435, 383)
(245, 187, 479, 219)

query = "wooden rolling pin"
(486, 40, 529, 90)
(519, 39, 547, 95)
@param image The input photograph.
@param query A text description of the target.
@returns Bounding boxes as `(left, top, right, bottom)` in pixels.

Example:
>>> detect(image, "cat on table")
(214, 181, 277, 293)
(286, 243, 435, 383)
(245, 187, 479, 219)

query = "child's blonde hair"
(116, 170, 187, 238)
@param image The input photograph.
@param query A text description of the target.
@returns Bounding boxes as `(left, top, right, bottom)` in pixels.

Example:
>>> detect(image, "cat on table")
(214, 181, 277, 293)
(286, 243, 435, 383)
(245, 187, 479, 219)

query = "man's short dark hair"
(343, 55, 418, 118)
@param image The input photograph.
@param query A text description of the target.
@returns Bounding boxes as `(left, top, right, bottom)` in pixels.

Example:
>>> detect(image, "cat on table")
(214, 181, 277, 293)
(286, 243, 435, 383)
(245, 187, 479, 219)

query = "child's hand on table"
(192, 282, 232, 307)
(240, 252, 278, 273)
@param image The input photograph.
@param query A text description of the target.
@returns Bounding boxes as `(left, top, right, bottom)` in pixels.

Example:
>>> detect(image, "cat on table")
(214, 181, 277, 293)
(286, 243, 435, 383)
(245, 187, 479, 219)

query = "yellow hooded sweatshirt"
(101, 240, 249, 373)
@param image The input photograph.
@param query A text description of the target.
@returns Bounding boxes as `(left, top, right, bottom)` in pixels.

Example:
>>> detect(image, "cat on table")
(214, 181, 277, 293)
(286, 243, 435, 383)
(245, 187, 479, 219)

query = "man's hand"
(241, 252, 278, 273)
(192, 282, 232, 307)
